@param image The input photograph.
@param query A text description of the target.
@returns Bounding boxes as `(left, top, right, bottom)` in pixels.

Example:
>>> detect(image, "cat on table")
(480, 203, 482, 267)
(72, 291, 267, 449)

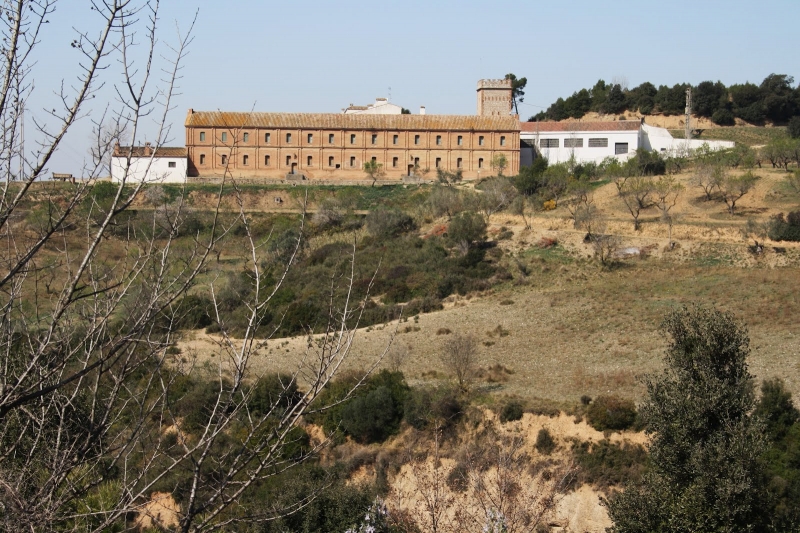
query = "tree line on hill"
(530, 74, 800, 127)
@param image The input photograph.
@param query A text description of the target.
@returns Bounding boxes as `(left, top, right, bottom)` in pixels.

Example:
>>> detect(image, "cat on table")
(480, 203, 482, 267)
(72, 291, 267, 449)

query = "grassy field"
(669, 126, 788, 146)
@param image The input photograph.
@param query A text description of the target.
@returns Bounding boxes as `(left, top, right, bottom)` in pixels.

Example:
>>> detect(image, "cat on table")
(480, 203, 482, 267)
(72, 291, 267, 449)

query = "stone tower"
(477, 79, 513, 116)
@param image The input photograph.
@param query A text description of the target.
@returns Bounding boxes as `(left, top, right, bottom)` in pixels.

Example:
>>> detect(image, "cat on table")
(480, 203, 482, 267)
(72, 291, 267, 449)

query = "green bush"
(256, 464, 378, 533)
(314, 370, 409, 444)
(500, 401, 524, 423)
(403, 386, 463, 430)
(768, 211, 800, 242)
(572, 439, 648, 489)
(365, 208, 415, 238)
(788, 116, 800, 139)
(158, 294, 213, 331)
(247, 374, 302, 417)
(535, 428, 556, 455)
(447, 211, 486, 248)
(340, 386, 399, 443)
(586, 395, 637, 431)
(712, 108, 736, 126)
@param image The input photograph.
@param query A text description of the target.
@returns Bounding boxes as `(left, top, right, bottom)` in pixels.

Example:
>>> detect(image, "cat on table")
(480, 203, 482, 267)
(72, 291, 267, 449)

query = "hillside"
(529, 74, 800, 130)
(178, 166, 800, 403)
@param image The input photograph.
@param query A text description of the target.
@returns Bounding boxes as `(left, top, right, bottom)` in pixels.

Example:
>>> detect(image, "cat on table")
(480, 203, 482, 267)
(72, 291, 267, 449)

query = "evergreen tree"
(606, 306, 772, 533)
(693, 80, 727, 118)
(603, 84, 627, 114)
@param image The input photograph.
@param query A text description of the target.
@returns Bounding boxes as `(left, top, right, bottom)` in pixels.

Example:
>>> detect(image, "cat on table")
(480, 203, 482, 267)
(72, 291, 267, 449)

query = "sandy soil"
(377, 410, 645, 533)
(568, 110, 760, 130)
(134, 492, 181, 530)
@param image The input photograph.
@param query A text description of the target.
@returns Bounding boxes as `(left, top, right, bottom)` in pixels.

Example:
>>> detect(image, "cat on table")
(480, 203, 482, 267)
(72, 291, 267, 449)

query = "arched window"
(243, 155, 249, 165)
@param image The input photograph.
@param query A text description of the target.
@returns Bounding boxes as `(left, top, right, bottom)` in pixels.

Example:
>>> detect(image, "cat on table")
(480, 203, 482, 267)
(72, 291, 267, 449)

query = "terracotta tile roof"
(520, 120, 641, 133)
(115, 146, 187, 158)
(185, 111, 520, 132)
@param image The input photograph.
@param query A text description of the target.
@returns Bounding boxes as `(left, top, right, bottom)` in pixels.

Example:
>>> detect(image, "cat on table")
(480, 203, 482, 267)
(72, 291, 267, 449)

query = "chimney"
(113, 142, 120, 156)
(419, 106, 426, 115)
(144, 142, 152, 156)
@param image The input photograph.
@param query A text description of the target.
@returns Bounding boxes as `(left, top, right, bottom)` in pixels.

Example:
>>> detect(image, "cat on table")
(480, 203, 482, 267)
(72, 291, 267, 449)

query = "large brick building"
(184, 78, 519, 181)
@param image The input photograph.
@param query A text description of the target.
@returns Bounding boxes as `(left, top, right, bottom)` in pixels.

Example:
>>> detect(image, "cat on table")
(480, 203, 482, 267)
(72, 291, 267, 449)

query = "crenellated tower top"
(477, 79, 513, 116)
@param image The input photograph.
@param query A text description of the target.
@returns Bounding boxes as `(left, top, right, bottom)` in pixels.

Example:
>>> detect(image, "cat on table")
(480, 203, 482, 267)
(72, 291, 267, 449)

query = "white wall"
(111, 156, 187, 184)
(641, 123, 735, 156)
(521, 129, 640, 165)
(344, 99, 404, 115)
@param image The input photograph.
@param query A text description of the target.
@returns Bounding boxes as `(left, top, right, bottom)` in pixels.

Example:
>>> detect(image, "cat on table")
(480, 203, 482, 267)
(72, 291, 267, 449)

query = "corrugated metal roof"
(520, 120, 641, 133)
(115, 146, 187, 158)
(185, 111, 520, 131)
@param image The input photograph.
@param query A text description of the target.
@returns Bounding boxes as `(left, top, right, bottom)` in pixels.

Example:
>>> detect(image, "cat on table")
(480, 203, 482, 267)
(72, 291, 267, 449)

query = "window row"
(196, 154, 489, 169)
(197, 131, 506, 147)
(539, 137, 613, 149)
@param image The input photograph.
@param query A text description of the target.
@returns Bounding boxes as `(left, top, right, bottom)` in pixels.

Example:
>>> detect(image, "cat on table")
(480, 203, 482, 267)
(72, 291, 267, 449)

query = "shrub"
(788, 116, 800, 139)
(768, 211, 800, 242)
(403, 386, 463, 430)
(247, 374, 302, 417)
(365, 208, 415, 238)
(537, 237, 558, 249)
(586, 395, 637, 431)
(326, 370, 410, 444)
(447, 211, 486, 248)
(500, 401, 524, 423)
(158, 294, 213, 331)
(340, 386, 398, 444)
(535, 428, 556, 455)
(447, 461, 470, 492)
(712, 108, 736, 126)
(572, 439, 648, 489)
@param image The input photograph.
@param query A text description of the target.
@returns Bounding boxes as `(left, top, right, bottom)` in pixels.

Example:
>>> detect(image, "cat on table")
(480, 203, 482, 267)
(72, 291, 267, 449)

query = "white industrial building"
(519, 120, 735, 166)
(111, 143, 187, 184)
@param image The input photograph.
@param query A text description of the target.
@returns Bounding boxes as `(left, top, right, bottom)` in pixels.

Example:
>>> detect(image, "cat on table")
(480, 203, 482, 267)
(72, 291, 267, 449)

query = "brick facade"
(185, 111, 519, 181)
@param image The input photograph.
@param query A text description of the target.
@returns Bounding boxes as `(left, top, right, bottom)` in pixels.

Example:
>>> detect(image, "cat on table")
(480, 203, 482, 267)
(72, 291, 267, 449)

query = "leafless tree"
(653, 175, 683, 242)
(564, 178, 593, 228)
(0, 2, 386, 532)
(460, 433, 576, 533)
(398, 429, 459, 533)
(479, 176, 518, 220)
(719, 171, 760, 215)
(691, 163, 726, 201)
(511, 194, 532, 229)
(428, 184, 465, 220)
(440, 333, 478, 392)
(615, 176, 654, 230)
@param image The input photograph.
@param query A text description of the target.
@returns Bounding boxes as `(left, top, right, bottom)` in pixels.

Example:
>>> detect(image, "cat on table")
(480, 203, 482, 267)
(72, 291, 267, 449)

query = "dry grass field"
(177, 165, 800, 406)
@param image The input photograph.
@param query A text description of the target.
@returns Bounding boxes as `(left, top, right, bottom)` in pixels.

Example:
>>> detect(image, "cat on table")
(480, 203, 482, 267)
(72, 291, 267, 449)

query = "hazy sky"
(27, 0, 800, 175)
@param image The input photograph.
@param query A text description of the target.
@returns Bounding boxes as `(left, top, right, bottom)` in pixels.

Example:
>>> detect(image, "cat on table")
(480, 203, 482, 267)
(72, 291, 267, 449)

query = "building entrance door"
(407, 164, 414, 176)
(291, 162, 297, 174)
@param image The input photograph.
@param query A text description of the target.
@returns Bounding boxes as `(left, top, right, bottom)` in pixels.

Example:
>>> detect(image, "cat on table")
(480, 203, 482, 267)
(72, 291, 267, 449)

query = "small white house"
(343, 97, 404, 115)
(111, 143, 187, 184)
(520, 121, 642, 165)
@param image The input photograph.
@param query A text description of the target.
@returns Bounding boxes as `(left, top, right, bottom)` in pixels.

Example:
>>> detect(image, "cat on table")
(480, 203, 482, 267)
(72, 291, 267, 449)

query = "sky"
(24, 0, 800, 176)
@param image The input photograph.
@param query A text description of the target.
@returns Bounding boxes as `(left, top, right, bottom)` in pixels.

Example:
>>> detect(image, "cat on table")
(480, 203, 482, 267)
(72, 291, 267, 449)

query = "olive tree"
(720, 171, 760, 215)
(606, 306, 771, 533)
